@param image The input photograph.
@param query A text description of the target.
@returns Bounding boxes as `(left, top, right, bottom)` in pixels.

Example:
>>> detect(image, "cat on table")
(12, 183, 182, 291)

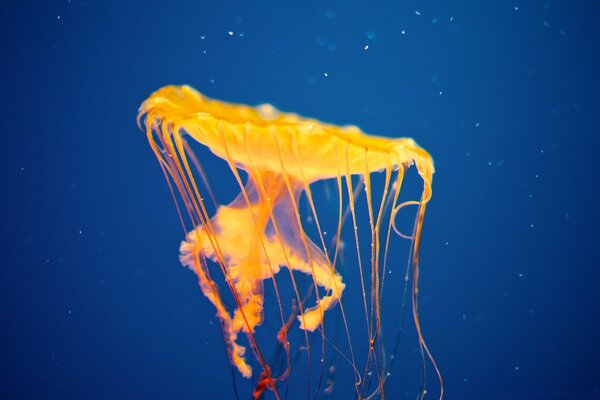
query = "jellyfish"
(138, 85, 442, 399)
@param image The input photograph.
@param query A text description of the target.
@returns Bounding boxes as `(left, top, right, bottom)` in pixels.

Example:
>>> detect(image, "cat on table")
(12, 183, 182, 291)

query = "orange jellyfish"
(138, 85, 442, 399)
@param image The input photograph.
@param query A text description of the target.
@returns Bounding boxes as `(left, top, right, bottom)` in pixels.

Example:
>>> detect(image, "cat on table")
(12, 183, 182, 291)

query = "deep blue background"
(2, 1, 599, 399)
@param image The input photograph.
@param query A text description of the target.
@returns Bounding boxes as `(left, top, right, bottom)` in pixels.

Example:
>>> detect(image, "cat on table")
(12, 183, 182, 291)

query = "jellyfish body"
(138, 85, 439, 399)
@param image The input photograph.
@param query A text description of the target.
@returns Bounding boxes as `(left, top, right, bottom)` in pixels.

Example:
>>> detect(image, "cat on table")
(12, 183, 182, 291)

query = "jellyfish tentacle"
(179, 230, 253, 378)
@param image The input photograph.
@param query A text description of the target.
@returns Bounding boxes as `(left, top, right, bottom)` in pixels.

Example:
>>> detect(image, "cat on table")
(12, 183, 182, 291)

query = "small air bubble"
(401, 30, 406, 35)
(227, 31, 234, 36)
(415, 10, 421, 16)
(514, 6, 519, 11)
(324, 72, 328, 77)
(518, 272, 525, 278)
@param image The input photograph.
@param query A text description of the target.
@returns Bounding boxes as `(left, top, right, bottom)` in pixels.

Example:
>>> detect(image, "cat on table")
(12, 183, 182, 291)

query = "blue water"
(2, 1, 599, 399)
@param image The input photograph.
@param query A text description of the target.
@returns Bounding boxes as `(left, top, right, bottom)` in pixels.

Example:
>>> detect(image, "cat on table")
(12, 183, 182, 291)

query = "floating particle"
(415, 10, 422, 16)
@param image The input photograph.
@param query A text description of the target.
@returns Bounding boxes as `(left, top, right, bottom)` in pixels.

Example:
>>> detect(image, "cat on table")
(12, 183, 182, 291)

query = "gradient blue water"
(2, 1, 599, 399)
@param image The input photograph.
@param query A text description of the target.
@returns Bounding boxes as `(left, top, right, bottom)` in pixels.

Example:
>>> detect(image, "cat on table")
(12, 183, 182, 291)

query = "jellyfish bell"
(138, 85, 441, 399)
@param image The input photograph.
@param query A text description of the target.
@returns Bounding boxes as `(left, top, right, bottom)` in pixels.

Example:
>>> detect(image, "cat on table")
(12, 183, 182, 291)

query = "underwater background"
(2, 0, 600, 399)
